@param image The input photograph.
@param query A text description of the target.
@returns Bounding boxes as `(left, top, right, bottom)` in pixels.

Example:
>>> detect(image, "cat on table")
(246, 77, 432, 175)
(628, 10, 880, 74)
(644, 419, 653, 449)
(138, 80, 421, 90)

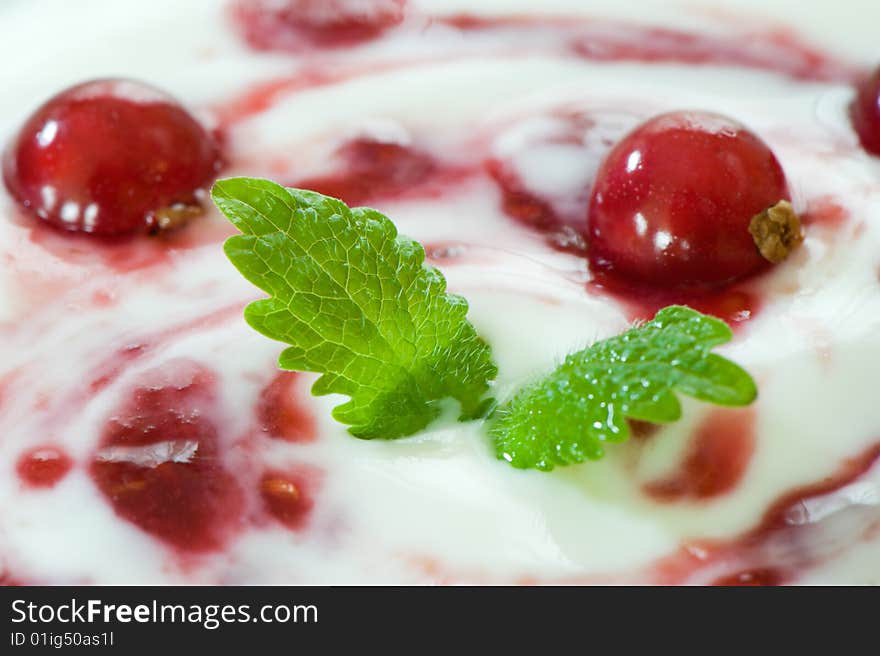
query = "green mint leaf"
(212, 177, 497, 439)
(489, 306, 756, 471)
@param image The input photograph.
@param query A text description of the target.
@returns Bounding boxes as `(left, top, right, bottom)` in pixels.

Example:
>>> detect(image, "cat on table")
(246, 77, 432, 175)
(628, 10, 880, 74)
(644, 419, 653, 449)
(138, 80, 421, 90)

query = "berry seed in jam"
(260, 469, 318, 531)
(587, 111, 793, 289)
(2, 79, 222, 236)
(851, 66, 880, 156)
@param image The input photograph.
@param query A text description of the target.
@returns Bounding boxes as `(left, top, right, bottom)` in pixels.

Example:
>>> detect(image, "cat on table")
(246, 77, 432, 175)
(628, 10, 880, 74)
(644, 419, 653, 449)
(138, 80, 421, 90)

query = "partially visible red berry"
(851, 66, 880, 156)
(3, 79, 222, 236)
(587, 111, 791, 288)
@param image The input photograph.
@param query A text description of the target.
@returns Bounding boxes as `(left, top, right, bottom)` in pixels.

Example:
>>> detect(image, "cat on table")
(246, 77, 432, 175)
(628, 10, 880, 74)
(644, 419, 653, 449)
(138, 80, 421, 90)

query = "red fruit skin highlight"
(2, 79, 222, 237)
(587, 111, 791, 289)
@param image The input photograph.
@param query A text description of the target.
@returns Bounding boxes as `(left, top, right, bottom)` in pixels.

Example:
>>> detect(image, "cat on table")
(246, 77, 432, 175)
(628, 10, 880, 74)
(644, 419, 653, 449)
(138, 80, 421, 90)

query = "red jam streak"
(802, 196, 850, 229)
(257, 371, 316, 443)
(88, 344, 149, 394)
(214, 70, 344, 128)
(589, 277, 761, 330)
(17, 446, 74, 488)
(711, 568, 785, 586)
(644, 408, 756, 502)
(221, 11, 858, 121)
(231, 5, 857, 83)
(89, 360, 244, 552)
(39, 303, 245, 434)
(440, 15, 859, 83)
(293, 137, 471, 206)
(628, 419, 662, 440)
(483, 110, 615, 253)
(754, 443, 880, 536)
(0, 574, 24, 586)
(675, 441, 880, 585)
(260, 467, 320, 530)
(16, 203, 235, 274)
(485, 157, 565, 234)
(232, 0, 407, 51)
(591, 437, 880, 586)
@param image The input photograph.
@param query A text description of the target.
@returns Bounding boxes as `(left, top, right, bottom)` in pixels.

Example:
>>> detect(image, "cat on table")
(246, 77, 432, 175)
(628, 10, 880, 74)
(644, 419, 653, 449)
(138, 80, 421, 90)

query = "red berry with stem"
(587, 111, 796, 289)
(2, 79, 222, 236)
(851, 66, 880, 156)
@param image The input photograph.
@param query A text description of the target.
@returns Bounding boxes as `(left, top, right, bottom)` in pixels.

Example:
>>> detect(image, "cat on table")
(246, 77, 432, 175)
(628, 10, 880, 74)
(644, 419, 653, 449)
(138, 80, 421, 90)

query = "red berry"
(587, 111, 790, 288)
(90, 360, 243, 551)
(234, 0, 406, 51)
(851, 66, 880, 156)
(3, 79, 222, 236)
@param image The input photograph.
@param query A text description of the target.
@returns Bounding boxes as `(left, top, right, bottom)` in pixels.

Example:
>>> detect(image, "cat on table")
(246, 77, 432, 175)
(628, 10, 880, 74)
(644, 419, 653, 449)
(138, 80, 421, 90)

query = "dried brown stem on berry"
(748, 200, 804, 263)
(151, 201, 204, 233)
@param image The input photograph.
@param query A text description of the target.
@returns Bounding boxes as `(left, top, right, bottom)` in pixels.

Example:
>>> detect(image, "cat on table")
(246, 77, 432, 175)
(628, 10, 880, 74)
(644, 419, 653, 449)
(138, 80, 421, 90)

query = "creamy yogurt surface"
(1, 0, 880, 584)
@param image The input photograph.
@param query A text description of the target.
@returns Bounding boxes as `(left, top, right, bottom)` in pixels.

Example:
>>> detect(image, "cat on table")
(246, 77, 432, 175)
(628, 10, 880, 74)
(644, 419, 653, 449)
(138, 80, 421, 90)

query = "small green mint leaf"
(212, 177, 497, 440)
(489, 306, 757, 471)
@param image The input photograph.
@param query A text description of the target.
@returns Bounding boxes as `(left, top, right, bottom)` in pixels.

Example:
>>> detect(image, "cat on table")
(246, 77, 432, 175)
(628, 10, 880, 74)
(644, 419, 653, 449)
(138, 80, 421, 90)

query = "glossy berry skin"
(587, 111, 790, 288)
(851, 66, 880, 156)
(2, 79, 222, 236)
